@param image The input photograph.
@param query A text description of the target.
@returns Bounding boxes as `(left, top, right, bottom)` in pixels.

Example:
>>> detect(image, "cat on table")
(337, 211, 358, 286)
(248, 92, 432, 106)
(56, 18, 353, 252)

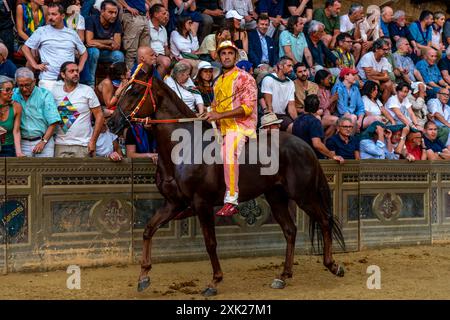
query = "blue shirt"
(393, 52, 416, 81)
(388, 22, 412, 50)
(0, 59, 17, 79)
(257, 0, 284, 17)
(124, 0, 146, 13)
(292, 113, 324, 159)
(415, 59, 443, 84)
(409, 21, 432, 46)
(306, 34, 337, 68)
(279, 30, 307, 63)
(424, 135, 445, 153)
(380, 17, 389, 37)
(258, 30, 269, 64)
(438, 56, 450, 73)
(12, 86, 61, 138)
(331, 81, 365, 117)
(360, 139, 386, 159)
(325, 134, 359, 159)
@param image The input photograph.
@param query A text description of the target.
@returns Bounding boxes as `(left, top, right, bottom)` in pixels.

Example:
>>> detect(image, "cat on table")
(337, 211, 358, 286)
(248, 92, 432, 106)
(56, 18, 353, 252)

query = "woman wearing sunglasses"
(0, 76, 24, 157)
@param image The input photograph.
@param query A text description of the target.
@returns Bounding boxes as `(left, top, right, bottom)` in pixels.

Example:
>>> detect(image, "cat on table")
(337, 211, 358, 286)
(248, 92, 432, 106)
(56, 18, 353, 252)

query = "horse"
(107, 64, 346, 296)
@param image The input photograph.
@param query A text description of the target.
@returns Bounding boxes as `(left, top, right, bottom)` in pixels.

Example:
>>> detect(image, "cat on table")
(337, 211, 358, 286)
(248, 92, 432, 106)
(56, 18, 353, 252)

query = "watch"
(41, 137, 48, 144)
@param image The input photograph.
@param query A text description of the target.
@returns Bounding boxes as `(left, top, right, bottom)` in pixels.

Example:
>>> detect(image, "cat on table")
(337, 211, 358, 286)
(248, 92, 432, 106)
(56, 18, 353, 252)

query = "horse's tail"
(309, 167, 346, 253)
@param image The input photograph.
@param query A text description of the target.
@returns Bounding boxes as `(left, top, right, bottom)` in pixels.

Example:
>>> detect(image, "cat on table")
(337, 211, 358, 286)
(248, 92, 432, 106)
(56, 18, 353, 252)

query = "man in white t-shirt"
(427, 88, 450, 145)
(22, 3, 87, 92)
(357, 38, 394, 103)
(386, 82, 422, 131)
(340, 3, 364, 34)
(149, 3, 171, 78)
(261, 56, 296, 132)
(51, 61, 104, 157)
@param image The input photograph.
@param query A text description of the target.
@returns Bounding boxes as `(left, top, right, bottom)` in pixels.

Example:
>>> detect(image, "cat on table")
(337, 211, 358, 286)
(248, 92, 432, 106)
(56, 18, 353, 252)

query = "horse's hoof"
(137, 276, 151, 292)
(271, 278, 286, 289)
(335, 264, 345, 277)
(201, 287, 217, 297)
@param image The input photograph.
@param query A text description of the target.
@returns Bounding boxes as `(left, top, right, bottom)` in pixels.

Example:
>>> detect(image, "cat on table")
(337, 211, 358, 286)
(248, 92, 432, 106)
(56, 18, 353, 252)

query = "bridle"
(116, 63, 158, 126)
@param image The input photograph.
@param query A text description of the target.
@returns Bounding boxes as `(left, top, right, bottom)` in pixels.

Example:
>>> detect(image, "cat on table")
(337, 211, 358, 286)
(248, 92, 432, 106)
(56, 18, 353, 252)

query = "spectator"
(96, 62, 130, 112)
(384, 123, 407, 159)
(439, 46, 450, 86)
(358, 5, 381, 44)
(194, 61, 218, 108)
(12, 67, 60, 157)
(170, 0, 201, 36)
(314, 69, 337, 118)
(332, 68, 373, 131)
(223, 0, 257, 30)
(0, 0, 15, 58)
(409, 10, 433, 56)
(248, 14, 276, 68)
(292, 94, 344, 162)
(293, 62, 318, 113)
(332, 33, 356, 70)
(165, 61, 204, 114)
(64, 1, 85, 42)
(148, 3, 171, 79)
(362, 80, 396, 125)
(306, 20, 337, 72)
(95, 110, 123, 161)
(431, 11, 446, 53)
(197, 26, 231, 63)
(339, 3, 364, 35)
(444, 14, 450, 48)
(225, 10, 248, 54)
(16, 0, 47, 45)
(325, 117, 360, 159)
(379, 6, 394, 37)
(82, 0, 124, 88)
(236, 60, 253, 73)
(359, 121, 391, 159)
(125, 123, 158, 161)
(0, 76, 23, 157)
(286, 0, 314, 22)
(312, 0, 341, 48)
(386, 82, 422, 131)
(0, 43, 16, 79)
(258, 112, 282, 130)
(170, 15, 200, 59)
(261, 56, 296, 132)
(52, 61, 103, 158)
(196, 0, 225, 43)
(389, 10, 413, 51)
(392, 37, 417, 85)
(257, 0, 286, 29)
(356, 38, 394, 103)
(408, 81, 428, 127)
(279, 15, 312, 67)
(416, 48, 449, 99)
(22, 3, 87, 92)
(117, 0, 150, 70)
(423, 120, 450, 159)
(402, 128, 427, 160)
(427, 88, 450, 145)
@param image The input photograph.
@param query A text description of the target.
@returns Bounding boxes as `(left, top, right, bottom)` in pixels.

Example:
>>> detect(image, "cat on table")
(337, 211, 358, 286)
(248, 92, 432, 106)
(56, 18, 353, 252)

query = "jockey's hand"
(206, 111, 222, 122)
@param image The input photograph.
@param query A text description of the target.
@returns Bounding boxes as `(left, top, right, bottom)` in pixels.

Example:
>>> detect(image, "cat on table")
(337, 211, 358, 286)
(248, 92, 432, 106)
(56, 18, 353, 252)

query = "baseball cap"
(339, 67, 358, 78)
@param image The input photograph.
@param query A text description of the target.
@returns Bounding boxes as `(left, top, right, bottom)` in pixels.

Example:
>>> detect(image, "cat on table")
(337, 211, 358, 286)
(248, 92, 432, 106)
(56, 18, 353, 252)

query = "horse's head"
(108, 63, 157, 135)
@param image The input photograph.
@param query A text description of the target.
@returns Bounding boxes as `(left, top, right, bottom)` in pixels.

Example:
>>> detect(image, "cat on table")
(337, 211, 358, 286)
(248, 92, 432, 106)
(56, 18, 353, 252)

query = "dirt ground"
(1, 244, 450, 300)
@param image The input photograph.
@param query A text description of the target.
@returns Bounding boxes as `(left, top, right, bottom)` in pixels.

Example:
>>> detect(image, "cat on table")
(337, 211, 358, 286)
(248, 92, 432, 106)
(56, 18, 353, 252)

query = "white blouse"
(169, 30, 199, 58)
(164, 76, 203, 112)
(363, 95, 383, 116)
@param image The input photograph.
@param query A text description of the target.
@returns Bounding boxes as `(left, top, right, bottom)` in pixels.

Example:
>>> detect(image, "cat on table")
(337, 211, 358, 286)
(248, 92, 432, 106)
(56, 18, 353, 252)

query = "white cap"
(225, 10, 244, 20)
(194, 61, 219, 79)
(411, 81, 424, 94)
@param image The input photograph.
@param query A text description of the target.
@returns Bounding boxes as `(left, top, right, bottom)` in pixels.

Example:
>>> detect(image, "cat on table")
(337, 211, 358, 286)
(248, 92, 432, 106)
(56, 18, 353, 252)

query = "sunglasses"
(340, 125, 353, 129)
(0, 87, 13, 93)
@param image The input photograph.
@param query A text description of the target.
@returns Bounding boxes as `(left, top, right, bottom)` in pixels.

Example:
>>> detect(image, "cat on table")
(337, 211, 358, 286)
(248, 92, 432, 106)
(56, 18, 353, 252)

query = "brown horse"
(108, 64, 345, 296)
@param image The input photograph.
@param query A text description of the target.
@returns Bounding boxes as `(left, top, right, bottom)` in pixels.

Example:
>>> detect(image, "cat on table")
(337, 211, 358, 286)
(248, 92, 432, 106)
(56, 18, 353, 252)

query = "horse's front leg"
(138, 201, 182, 292)
(194, 198, 223, 297)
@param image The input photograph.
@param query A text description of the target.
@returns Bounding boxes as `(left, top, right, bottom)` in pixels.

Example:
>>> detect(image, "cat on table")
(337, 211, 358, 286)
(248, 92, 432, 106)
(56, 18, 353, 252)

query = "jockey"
(206, 41, 258, 217)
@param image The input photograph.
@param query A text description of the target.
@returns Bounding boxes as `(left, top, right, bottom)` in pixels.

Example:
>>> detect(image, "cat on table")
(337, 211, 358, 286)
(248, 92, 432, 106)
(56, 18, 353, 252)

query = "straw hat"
(217, 40, 239, 55)
(259, 112, 283, 129)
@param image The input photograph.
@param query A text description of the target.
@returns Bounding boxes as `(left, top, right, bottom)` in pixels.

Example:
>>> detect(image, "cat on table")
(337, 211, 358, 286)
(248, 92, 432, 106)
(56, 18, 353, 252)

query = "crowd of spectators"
(2, 0, 450, 162)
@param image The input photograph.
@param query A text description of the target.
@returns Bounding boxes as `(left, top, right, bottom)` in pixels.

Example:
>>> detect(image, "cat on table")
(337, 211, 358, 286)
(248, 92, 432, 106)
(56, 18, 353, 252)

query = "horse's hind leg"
(138, 202, 182, 292)
(194, 199, 223, 297)
(301, 202, 344, 277)
(265, 186, 297, 289)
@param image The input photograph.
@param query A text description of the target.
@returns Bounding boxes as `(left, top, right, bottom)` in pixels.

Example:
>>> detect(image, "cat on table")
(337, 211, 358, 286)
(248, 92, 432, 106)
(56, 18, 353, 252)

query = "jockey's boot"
(216, 203, 239, 217)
